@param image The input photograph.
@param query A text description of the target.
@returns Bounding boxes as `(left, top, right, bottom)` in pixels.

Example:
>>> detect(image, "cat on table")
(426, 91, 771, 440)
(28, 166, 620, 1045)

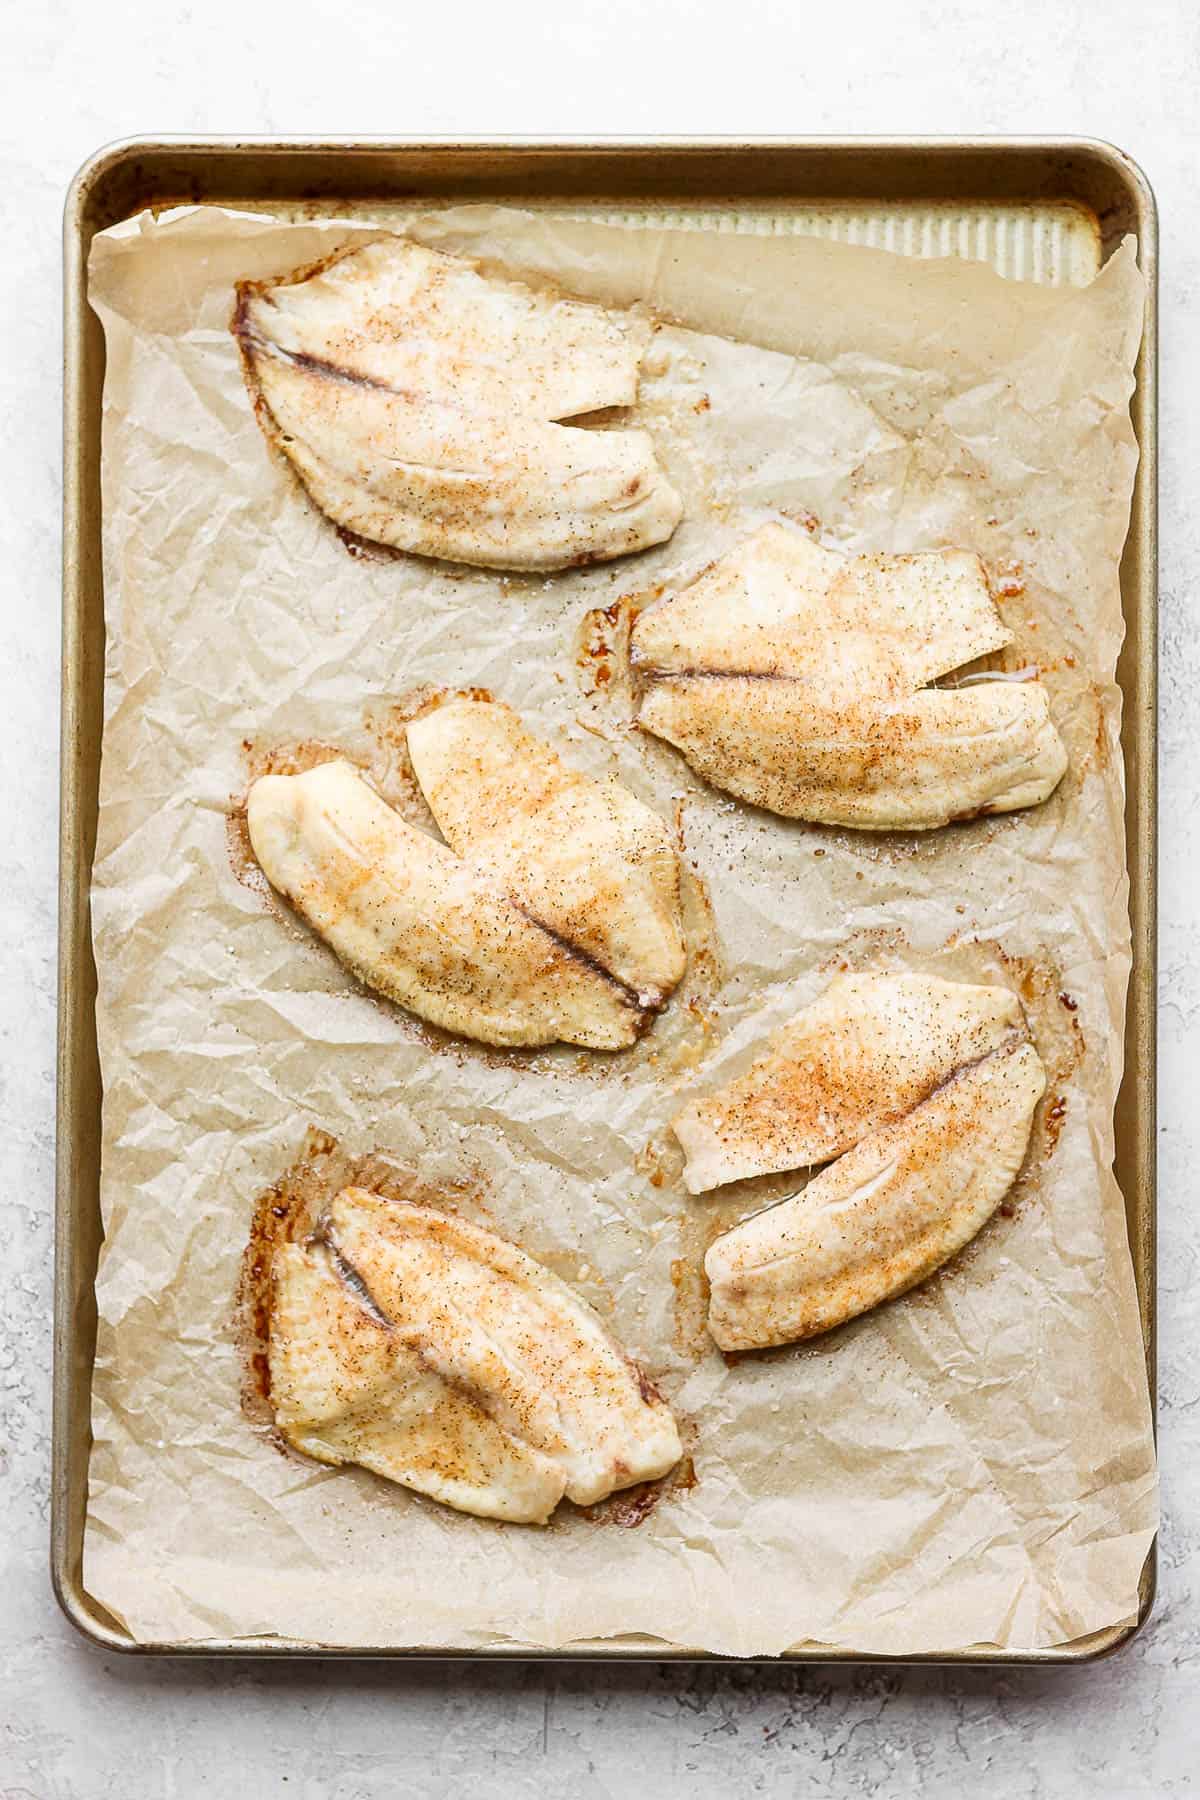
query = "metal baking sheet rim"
(55, 136, 1159, 1664)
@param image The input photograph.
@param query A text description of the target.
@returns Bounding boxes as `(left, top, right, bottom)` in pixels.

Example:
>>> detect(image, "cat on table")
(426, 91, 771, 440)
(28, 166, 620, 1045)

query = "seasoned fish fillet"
(639, 670, 1067, 830)
(631, 528, 1009, 691)
(235, 238, 682, 571)
(246, 758, 645, 1049)
(705, 1039, 1046, 1349)
(631, 527, 847, 678)
(270, 1190, 682, 1522)
(270, 1241, 564, 1523)
(674, 973, 1025, 1193)
(632, 523, 1067, 828)
(239, 237, 643, 418)
(407, 696, 686, 1006)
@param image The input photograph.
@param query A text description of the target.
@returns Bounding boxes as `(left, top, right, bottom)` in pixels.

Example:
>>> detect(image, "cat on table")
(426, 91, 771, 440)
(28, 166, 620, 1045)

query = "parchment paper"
(83, 202, 1156, 1655)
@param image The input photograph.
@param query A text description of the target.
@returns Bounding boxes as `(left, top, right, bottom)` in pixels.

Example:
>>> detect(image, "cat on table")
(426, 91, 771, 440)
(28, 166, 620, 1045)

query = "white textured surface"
(3, 0, 1196, 1792)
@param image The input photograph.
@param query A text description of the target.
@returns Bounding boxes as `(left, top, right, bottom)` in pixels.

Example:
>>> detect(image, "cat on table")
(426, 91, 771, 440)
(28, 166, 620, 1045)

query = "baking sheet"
(81, 201, 1156, 1656)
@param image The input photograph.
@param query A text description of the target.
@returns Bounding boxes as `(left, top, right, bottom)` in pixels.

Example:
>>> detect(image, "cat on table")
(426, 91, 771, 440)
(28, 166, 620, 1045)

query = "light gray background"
(3, 2, 1195, 1794)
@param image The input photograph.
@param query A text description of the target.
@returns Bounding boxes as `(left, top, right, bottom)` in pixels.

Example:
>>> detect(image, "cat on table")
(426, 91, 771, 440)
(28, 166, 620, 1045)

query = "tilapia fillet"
(245, 703, 685, 1048)
(686, 972, 1046, 1346)
(674, 973, 1026, 1193)
(235, 237, 682, 570)
(705, 1040, 1046, 1349)
(407, 695, 686, 1006)
(270, 1190, 682, 1523)
(631, 523, 1067, 828)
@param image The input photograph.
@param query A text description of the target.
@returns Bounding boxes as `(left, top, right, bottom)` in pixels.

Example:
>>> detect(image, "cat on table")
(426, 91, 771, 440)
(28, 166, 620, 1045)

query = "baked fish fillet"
(674, 973, 1025, 1193)
(235, 238, 682, 571)
(639, 671, 1067, 831)
(246, 758, 645, 1048)
(632, 523, 1067, 827)
(407, 695, 686, 1007)
(238, 237, 643, 418)
(270, 1190, 682, 1522)
(631, 526, 1009, 692)
(705, 1039, 1046, 1349)
(270, 1239, 565, 1523)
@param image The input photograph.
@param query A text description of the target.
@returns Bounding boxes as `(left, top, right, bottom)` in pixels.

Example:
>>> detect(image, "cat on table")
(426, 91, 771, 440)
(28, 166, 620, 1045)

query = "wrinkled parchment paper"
(83, 203, 1156, 1654)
